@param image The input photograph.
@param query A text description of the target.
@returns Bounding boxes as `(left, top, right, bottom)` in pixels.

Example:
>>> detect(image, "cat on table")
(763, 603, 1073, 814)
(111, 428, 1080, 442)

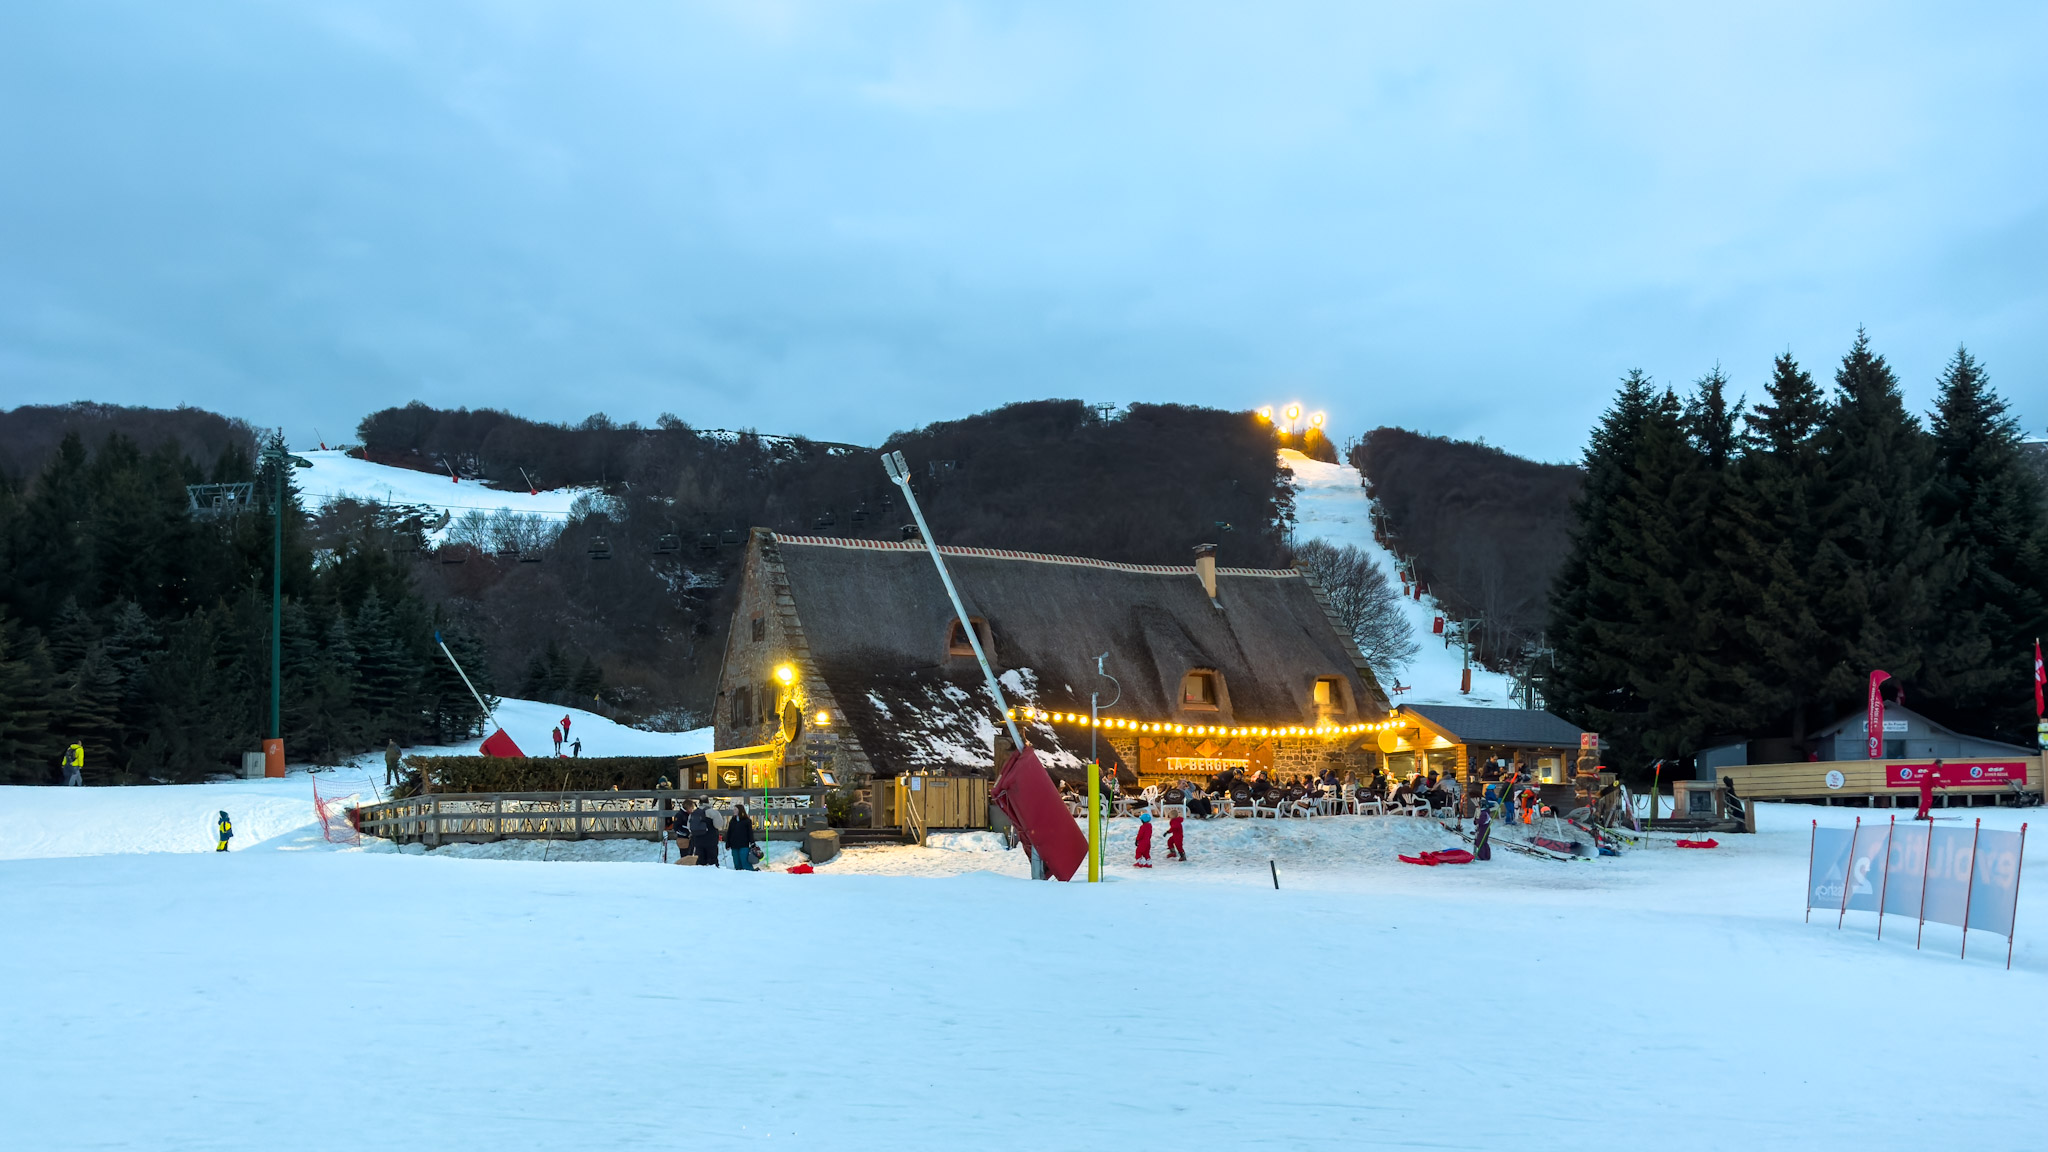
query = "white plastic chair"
(1355, 793, 1388, 817)
(1394, 792, 1429, 818)
(1250, 795, 1282, 819)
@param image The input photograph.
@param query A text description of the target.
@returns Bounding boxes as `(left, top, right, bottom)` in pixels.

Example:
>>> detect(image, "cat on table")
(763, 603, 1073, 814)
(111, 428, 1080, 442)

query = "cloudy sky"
(2, 2, 2041, 460)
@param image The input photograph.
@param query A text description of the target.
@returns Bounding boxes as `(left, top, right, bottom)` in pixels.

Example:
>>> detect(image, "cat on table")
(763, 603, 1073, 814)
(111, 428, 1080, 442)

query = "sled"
(1673, 838, 1719, 849)
(1399, 849, 1475, 866)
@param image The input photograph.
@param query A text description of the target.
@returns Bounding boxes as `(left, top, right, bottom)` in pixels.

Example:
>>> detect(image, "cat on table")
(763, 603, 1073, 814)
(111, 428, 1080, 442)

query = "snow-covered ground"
(293, 449, 597, 541)
(1282, 448, 1523, 705)
(3, 776, 2042, 1150)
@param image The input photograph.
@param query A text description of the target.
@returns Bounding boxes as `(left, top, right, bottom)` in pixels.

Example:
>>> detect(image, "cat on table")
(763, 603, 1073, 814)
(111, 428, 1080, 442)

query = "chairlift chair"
(655, 532, 681, 555)
(850, 506, 868, 526)
(697, 532, 719, 555)
(720, 528, 742, 546)
(587, 536, 613, 560)
(900, 523, 919, 541)
(815, 509, 836, 530)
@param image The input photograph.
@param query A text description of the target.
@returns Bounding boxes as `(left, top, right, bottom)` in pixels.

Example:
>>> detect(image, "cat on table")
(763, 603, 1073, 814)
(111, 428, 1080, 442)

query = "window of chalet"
(947, 617, 991, 658)
(750, 614, 766, 643)
(1182, 670, 1219, 710)
(1314, 676, 1346, 712)
(730, 686, 753, 728)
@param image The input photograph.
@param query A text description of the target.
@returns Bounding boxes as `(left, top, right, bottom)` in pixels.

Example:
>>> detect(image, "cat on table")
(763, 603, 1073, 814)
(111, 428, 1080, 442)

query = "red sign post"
(1867, 670, 1891, 759)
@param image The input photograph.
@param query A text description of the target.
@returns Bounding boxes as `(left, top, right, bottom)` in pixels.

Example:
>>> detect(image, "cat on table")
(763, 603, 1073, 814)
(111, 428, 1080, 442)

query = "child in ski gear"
(571, 738, 582, 758)
(725, 803, 756, 870)
(1133, 811, 1154, 867)
(215, 811, 233, 852)
(1472, 804, 1492, 860)
(1165, 813, 1186, 860)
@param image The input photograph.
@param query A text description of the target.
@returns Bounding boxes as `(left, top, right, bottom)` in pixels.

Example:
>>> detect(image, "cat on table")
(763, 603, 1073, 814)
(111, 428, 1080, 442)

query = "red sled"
(991, 749, 1089, 882)
(1674, 838, 1719, 849)
(479, 728, 525, 758)
(786, 864, 815, 874)
(1399, 849, 1475, 866)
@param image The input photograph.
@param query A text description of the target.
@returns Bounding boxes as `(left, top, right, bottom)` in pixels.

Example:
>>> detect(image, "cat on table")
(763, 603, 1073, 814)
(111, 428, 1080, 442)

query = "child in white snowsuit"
(1134, 811, 1154, 868)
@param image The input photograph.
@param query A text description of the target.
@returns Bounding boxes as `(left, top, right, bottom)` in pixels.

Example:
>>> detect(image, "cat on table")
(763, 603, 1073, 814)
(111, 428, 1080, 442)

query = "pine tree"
(0, 614, 61, 783)
(1721, 352, 1834, 747)
(1548, 370, 1660, 770)
(1809, 330, 1951, 717)
(1923, 347, 2048, 741)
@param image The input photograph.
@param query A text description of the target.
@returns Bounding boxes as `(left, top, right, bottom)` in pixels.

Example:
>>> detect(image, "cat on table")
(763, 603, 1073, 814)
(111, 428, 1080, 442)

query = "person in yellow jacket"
(62, 743, 84, 787)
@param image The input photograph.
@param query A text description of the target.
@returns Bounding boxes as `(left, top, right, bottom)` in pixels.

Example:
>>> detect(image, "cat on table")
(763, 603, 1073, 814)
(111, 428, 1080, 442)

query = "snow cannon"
(991, 748, 1089, 882)
(479, 729, 525, 758)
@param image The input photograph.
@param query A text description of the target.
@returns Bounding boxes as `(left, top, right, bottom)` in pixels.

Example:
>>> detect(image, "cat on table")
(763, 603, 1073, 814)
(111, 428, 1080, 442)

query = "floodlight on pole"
(882, 450, 1024, 750)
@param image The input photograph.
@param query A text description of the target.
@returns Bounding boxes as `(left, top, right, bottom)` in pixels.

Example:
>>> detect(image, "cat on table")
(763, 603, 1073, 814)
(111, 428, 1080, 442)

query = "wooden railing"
(352, 789, 827, 846)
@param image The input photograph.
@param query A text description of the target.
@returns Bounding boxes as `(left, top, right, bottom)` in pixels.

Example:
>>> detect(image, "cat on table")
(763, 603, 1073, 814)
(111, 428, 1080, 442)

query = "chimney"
(1194, 543, 1219, 604)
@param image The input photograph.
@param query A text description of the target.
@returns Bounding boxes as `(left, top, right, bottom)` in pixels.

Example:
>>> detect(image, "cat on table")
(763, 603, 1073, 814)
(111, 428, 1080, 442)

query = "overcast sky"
(2, 2, 2041, 461)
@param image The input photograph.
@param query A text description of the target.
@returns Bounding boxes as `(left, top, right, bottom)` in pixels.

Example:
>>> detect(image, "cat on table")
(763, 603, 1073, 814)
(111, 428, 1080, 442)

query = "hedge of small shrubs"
(398, 756, 695, 795)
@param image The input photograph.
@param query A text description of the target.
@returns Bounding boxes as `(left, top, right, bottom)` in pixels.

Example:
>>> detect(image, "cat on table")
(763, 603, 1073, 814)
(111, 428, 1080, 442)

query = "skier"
(1914, 760, 1941, 821)
(1165, 812, 1186, 861)
(687, 802, 718, 866)
(61, 742, 84, 786)
(215, 810, 233, 852)
(726, 802, 756, 871)
(384, 738, 402, 788)
(1472, 802, 1492, 861)
(551, 725, 563, 755)
(1133, 811, 1154, 868)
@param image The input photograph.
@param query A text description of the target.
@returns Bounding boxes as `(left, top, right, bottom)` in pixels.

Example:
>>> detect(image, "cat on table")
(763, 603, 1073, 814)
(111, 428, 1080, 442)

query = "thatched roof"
(761, 533, 1387, 775)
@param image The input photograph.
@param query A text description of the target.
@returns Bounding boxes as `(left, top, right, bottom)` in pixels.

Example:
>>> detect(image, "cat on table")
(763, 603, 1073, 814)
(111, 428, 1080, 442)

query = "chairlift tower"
(253, 441, 313, 758)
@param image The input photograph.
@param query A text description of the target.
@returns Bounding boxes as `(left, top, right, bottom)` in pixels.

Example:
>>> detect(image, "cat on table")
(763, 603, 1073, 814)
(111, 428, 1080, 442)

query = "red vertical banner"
(2033, 639, 2043, 717)
(1867, 670, 1892, 759)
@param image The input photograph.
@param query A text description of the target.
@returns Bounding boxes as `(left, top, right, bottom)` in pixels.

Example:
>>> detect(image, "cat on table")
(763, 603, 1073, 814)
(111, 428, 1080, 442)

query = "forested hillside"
(1348, 428, 1581, 671)
(0, 422, 489, 784)
(364, 399, 1296, 726)
(1547, 335, 2048, 778)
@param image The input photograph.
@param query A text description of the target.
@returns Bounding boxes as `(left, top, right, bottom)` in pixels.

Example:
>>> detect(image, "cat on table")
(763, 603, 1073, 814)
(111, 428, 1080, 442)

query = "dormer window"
(1314, 676, 1347, 713)
(1182, 670, 1220, 710)
(947, 617, 992, 658)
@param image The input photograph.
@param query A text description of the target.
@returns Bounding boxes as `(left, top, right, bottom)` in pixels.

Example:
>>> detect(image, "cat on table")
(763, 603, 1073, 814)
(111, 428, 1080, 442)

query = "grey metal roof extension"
(1395, 703, 1584, 747)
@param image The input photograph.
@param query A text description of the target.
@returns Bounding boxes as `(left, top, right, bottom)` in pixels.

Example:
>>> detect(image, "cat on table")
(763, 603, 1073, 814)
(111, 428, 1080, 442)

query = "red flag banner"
(1867, 670, 1891, 759)
(2034, 639, 2043, 717)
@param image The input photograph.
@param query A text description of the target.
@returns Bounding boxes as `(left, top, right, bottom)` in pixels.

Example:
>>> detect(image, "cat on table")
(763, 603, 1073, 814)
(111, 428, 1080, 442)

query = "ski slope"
(1, 784, 2041, 1151)
(1281, 448, 1523, 706)
(292, 449, 597, 540)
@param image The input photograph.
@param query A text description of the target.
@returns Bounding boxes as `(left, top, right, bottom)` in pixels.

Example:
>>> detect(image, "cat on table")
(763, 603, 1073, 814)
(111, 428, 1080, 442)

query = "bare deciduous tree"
(1292, 539, 1418, 682)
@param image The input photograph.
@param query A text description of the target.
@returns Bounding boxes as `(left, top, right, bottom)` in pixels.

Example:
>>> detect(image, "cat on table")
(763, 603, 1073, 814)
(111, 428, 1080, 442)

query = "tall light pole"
(257, 440, 311, 777)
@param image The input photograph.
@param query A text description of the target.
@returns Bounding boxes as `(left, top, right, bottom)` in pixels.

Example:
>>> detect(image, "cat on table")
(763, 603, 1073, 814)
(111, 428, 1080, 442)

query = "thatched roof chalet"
(714, 530, 1389, 783)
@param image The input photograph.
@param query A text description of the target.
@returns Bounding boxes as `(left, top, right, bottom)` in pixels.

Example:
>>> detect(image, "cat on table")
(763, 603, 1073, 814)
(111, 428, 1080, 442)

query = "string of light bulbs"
(1007, 707, 1403, 739)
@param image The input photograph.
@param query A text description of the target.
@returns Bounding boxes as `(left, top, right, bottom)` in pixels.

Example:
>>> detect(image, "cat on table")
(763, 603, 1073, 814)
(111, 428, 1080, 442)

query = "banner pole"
(1960, 818, 1982, 960)
(1806, 820, 1817, 923)
(2009, 823, 2027, 971)
(1838, 816, 1860, 929)
(1876, 815, 1895, 940)
(1916, 814, 1935, 950)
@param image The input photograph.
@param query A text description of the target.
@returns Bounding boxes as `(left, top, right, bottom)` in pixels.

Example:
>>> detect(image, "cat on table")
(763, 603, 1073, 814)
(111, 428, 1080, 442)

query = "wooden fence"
(353, 789, 827, 846)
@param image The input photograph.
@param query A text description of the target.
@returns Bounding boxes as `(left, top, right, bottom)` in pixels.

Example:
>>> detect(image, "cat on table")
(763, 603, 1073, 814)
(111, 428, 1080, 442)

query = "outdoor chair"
(1393, 793, 1429, 818)
(1250, 794, 1282, 819)
(1287, 795, 1320, 818)
(1354, 792, 1388, 817)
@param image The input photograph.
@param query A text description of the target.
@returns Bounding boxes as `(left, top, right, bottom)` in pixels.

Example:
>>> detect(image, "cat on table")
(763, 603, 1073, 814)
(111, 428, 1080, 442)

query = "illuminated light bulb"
(1285, 403, 1301, 422)
(815, 709, 831, 725)
(1311, 411, 1326, 428)
(774, 664, 796, 684)
(1256, 406, 1273, 421)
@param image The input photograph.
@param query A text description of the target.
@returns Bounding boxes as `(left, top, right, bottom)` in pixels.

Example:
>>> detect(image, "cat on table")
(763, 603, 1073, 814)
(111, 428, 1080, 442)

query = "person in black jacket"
(725, 802, 757, 871)
(687, 803, 718, 866)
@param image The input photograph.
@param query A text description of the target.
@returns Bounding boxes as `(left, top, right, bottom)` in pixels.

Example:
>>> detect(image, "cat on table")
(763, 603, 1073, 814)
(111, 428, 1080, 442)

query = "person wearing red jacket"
(1165, 814, 1186, 861)
(1133, 811, 1154, 868)
(1915, 760, 1942, 821)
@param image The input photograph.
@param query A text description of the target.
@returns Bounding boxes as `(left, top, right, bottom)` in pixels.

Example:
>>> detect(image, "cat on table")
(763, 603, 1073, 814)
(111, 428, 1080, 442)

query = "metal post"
(1960, 818, 1982, 959)
(2009, 823, 2027, 970)
(881, 452, 1024, 750)
(1087, 761, 1101, 883)
(1837, 816, 1859, 929)
(1876, 816, 1895, 940)
(1805, 820, 1816, 923)
(272, 457, 282, 741)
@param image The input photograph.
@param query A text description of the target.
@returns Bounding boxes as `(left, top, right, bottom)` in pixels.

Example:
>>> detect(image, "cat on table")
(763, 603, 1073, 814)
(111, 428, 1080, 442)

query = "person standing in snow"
(1133, 810, 1154, 868)
(61, 743, 84, 786)
(560, 713, 572, 745)
(551, 725, 563, 755)
(1165, 812, 1186, 861)
(1472, 803, 1492, 861)
(571, 737, 582, 758)
(687, 802, 718, 865)
(1914, 761, 1942, 821)
(384, 739, 402, 788)
(725, 802, 756, 871)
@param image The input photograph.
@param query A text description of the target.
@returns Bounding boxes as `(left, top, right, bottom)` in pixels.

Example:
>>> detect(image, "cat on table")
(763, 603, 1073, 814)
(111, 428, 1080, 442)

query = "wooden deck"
(353, 788, 828, 846)
(1713, 755, 2042, 807)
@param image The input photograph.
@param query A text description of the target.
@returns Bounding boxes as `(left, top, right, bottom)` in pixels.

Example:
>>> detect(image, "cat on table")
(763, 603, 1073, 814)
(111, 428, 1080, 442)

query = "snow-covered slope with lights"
(292, 449, 598, 540)
(1281, 448, 1523, 707)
